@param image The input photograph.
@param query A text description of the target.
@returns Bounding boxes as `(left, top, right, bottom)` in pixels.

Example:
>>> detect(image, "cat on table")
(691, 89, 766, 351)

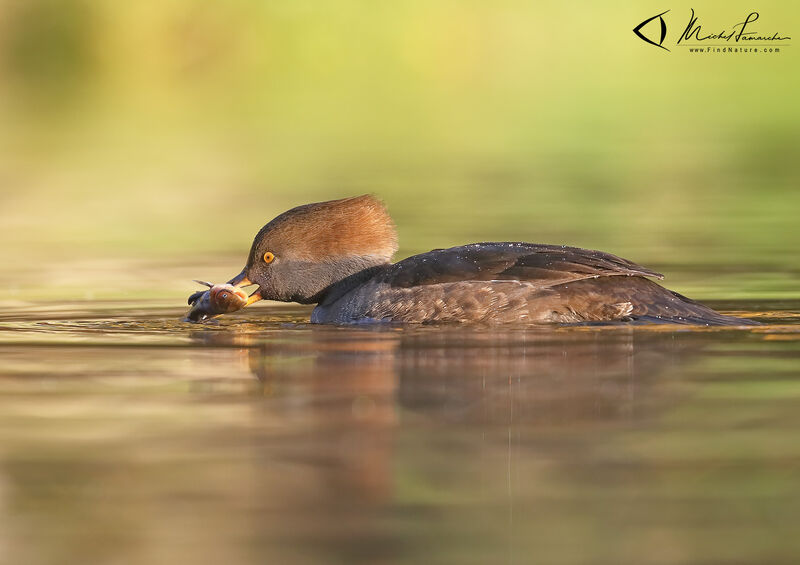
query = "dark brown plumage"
(188, 195, 757, 326)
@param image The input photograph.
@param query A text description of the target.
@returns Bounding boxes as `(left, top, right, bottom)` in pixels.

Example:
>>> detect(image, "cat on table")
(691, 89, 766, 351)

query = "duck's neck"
(310, 262, 390, 306)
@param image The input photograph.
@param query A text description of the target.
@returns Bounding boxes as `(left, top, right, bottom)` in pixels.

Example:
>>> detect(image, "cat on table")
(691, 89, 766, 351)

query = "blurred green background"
(0, 0, 798, 301)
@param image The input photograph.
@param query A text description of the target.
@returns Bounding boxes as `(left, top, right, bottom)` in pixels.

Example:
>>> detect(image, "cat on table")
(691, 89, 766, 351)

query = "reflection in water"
(0, 303, 798, 564)
(187, 324, 707, 562)
(231, 326, 697, 425)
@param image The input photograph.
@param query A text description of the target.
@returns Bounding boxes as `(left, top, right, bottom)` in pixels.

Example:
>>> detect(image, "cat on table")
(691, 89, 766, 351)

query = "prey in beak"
(183, 272, 261, 323)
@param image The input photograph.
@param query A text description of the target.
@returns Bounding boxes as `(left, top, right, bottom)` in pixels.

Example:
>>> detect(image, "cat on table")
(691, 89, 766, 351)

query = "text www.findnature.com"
(687, 46, 782, 53)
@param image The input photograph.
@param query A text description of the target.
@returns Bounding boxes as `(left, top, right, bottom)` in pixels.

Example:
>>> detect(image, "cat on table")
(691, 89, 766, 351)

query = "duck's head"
(223, 195, 398, 307)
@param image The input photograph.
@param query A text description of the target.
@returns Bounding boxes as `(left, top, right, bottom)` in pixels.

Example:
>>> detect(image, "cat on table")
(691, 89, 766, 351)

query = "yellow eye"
(263, 251, 275, 264)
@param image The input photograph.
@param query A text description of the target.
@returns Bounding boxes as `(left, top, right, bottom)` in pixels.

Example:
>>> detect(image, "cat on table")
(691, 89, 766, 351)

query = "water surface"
(0, 299, 798, 564)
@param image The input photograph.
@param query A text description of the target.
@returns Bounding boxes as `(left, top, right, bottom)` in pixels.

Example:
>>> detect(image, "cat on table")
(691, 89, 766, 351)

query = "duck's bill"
(226, 269, 251, 287)
(226, 269, 263, 307)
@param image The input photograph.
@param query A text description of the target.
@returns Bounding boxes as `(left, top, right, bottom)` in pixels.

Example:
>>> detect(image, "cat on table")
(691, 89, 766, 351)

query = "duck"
(189, 195, 756, 326)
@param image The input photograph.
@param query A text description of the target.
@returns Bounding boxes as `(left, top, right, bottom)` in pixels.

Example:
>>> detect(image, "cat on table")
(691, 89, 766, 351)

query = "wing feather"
(384, 243, 662, 289)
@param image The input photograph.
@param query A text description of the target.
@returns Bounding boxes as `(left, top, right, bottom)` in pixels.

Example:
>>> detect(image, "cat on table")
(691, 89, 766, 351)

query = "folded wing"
(382, 242, 663, 289)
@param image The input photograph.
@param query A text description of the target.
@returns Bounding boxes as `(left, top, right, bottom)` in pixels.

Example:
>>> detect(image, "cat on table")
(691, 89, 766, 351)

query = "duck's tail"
(630, 289, 760, 326)
(569, 277, 761, 327)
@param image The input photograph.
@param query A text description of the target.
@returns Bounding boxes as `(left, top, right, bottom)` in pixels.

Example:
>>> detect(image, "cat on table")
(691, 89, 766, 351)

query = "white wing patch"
(613, 302, 634, 317)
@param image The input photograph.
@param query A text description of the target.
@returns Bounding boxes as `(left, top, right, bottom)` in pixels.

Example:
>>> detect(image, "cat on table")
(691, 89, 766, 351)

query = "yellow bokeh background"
(0, 0, 797, 299)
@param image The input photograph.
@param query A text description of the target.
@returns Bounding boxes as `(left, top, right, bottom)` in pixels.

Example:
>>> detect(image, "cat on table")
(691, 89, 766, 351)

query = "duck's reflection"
(191, 326, 700, 507)
(194, 325, 695, 423)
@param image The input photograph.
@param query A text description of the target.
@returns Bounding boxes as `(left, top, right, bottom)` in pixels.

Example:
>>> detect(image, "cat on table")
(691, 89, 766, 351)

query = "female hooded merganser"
(187, 195, 756, 326)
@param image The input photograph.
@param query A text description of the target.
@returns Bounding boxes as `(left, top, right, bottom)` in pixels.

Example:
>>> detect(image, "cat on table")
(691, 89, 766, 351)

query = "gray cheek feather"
(269, 255, 391, 305)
